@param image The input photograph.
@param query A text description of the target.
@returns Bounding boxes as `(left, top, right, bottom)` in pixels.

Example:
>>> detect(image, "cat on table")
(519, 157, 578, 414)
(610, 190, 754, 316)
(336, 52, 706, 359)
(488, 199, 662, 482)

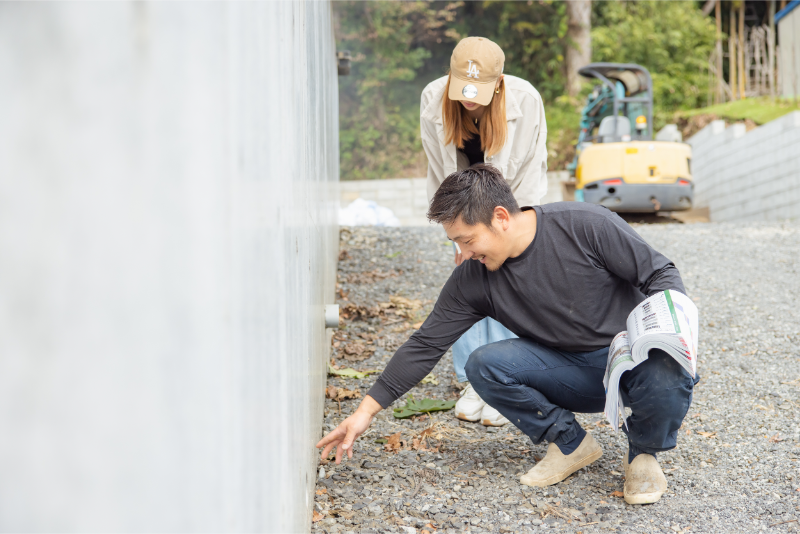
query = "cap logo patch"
(466, 60, 479, 79)
(462, 84, 478, 99)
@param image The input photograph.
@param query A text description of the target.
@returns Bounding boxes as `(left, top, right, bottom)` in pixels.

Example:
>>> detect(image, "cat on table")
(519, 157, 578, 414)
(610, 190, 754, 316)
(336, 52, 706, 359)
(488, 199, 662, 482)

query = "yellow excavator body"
(575, 141, 693, 212)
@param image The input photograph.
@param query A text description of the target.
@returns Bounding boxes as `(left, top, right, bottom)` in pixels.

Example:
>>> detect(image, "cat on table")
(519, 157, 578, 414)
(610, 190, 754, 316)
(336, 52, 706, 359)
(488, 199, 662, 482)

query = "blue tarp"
(776, 0, 799, 24)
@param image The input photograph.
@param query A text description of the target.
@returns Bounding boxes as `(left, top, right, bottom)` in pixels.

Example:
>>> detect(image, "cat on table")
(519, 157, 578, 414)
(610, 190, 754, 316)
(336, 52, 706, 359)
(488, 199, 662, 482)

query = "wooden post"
(769, 0, 776, 97)
(716, 0, 724, 103)
(739, 1, 746, 99)
(730, 2, 738, 100)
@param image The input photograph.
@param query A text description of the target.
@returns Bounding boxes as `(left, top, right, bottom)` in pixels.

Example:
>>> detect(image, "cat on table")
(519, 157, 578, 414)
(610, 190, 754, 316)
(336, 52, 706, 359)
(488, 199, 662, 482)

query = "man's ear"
(493, 206, 512, 231)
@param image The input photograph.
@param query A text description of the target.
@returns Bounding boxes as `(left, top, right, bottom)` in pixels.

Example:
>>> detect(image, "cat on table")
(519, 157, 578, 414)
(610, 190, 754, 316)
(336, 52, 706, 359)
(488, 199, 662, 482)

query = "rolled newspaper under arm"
(603, 290, 699, 430)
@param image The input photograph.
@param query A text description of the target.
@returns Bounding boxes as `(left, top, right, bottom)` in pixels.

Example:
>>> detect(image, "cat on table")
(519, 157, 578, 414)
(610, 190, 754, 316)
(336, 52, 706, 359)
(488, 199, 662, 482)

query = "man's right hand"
(316, 395, 382, 464)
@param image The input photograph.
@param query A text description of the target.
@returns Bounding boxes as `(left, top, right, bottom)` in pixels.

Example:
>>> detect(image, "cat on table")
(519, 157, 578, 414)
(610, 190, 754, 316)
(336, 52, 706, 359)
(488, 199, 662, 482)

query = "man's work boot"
(623, 450, 667, 504)
(520, 433, 602, 487)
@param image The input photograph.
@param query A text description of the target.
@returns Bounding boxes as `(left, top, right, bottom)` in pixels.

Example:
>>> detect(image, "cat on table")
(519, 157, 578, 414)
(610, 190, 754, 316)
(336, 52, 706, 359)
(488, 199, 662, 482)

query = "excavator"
(567, 63, 693, 212)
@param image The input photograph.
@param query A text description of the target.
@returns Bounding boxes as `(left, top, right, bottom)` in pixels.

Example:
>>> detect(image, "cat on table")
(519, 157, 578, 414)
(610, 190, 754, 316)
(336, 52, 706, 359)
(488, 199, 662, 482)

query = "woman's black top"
(461, 120, 484, 166)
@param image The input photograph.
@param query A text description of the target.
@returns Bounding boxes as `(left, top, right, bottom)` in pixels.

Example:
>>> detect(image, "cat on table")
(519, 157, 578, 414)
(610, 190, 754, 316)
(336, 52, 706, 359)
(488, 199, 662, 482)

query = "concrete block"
(413, 201, 430, 213)
(387, 206, 416, 219)
(687, 119, 726, 147)
(725, 123, 747, 141)
(376, 188, 399, 201)
(390, 179, 413, 190)
(782, 110, 800, 130)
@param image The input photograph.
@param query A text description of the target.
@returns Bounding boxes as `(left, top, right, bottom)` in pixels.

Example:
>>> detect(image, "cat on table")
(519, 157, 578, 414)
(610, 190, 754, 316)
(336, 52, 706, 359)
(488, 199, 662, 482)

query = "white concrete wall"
(778, 5, 800, 97)
(687, 112, 800, 222)
(341, 172, 569, 226)
(0, 2, 338, 532)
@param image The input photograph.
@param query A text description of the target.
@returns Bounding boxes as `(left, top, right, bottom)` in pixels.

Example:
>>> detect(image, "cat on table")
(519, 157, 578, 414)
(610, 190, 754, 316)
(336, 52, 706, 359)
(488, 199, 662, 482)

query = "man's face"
(444, 215, 510, 271)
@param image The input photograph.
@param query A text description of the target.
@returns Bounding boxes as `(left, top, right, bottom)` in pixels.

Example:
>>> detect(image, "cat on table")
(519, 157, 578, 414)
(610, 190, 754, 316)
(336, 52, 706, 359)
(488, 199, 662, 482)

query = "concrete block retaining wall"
(687, 112, 800, 222)
(341, 171, 569, 226)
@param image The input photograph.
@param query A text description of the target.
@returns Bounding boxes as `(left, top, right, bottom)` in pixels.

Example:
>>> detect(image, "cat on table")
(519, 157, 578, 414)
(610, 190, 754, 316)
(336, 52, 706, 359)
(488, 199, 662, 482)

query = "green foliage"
(335, 1, 719, 177)
(392, 395, 456, 419)
(450, 2, 569, 104)
(678, 97, 800, 126)
(592, 1, 717, 129)
(336, 2, 461, 180)
(542, 94, 583, 171)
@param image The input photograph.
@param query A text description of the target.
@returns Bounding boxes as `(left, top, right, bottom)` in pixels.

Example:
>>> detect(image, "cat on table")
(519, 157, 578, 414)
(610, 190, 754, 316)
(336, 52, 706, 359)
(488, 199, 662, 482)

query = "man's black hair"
(427, 164, 521, 227)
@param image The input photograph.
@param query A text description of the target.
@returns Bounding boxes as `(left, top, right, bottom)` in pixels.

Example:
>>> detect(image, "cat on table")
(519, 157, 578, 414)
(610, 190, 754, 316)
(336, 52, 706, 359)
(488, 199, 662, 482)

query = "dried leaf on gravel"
(610, 491, 625, 498)
(379, 296, 425, 320)
(340, 303, 383, 321)
(340, 340, 376, 362)
(325, 386, 361, 401)
(343, 343, 367, 356)
(345, 269, 399, 284)
(337, 388, 361, 400)
(315, 488, 327, 495)
(542, 504, 572, 520)
(330, 508, 355, 519)
(327, 363, 378, 380)
(420, 373, 438, 385)
(312, 511, 324, 522)
(417, 419, 468, 442)
(697, 430, 717, 438)
(384, 431, 408, 452)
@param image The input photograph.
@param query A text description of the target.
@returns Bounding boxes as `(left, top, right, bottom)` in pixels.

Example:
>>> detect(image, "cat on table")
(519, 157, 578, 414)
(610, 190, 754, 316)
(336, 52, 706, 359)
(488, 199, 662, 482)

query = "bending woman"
(420, 36, 548, 426)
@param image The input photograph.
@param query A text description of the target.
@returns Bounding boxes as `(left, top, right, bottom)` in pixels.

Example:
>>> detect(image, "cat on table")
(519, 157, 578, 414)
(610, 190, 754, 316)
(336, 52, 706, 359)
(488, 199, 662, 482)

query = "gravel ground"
(313, 220, 800, 534)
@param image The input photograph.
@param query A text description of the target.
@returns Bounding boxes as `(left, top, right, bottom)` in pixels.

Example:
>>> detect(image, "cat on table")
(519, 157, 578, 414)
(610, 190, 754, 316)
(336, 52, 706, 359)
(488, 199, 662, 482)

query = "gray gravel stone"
(312, 222, 800, 534)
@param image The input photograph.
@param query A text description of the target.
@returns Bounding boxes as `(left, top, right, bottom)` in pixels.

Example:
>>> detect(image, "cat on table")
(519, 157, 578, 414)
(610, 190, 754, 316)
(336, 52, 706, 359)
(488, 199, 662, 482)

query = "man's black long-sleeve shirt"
(368, 202, 685, 408)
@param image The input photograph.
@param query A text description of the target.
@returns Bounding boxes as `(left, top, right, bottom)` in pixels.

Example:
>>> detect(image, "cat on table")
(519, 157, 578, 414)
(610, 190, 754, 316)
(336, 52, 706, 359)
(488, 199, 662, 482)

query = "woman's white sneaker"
(480, 403, 510, 426)
(455, 383, 485, 421)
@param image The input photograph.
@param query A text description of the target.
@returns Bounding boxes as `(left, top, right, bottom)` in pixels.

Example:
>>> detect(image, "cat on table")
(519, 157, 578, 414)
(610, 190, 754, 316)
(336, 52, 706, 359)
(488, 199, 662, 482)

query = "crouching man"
(317, 164, 697, 504)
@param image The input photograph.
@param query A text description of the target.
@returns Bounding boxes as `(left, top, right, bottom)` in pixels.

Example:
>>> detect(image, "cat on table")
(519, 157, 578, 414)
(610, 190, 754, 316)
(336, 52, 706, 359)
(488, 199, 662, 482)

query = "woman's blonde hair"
(442, 73, 507, 158)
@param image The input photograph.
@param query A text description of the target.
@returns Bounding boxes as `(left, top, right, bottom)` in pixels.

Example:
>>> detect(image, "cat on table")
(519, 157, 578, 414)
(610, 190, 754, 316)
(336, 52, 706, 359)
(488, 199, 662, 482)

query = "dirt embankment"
(674, 113, 758, 141)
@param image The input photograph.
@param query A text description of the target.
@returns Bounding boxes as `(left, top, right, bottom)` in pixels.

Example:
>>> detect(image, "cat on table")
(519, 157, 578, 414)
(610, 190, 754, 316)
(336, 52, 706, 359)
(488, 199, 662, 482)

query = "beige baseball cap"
(448, 37, 505, 106)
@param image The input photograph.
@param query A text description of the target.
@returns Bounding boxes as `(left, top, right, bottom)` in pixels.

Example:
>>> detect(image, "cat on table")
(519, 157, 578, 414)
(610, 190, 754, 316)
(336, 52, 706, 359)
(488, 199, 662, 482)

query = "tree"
(592, 1, 717, 127)
(335, 1, 461, 180)
(463, 1, 569, 104)
(566, 0, 592, 97)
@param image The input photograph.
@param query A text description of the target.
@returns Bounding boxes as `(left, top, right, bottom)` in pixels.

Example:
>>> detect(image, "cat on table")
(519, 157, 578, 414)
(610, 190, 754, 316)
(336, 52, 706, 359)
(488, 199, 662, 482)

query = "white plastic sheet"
(338, 198, 401, 227)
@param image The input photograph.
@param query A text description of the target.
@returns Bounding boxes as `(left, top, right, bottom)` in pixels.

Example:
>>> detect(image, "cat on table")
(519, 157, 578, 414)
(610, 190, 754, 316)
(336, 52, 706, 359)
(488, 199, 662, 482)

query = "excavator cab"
(569, 63, 692, 212)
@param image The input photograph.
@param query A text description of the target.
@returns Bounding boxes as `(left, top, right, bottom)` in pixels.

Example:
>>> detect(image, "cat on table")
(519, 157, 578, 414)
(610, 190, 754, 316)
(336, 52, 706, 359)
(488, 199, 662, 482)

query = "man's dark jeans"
(465, 338, 698, 459)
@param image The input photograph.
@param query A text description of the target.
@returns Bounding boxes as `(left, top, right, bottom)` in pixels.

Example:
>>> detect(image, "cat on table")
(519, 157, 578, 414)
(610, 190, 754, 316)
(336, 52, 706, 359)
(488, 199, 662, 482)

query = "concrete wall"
(340, 172, 569, 226)
(0, 2, 338, 532)
(778, 3, 800, 97)
(687, 112, 800, 222)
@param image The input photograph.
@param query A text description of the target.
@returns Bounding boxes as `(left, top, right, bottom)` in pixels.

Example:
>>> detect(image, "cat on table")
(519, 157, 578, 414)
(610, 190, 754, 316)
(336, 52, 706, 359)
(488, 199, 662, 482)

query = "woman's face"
(460, 101, 482, 111)
(456, 76, 502, 112)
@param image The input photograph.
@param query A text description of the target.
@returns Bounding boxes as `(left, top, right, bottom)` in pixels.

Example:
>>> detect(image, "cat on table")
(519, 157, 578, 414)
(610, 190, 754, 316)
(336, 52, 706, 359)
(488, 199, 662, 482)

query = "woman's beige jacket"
(420, 74, 548, 207)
